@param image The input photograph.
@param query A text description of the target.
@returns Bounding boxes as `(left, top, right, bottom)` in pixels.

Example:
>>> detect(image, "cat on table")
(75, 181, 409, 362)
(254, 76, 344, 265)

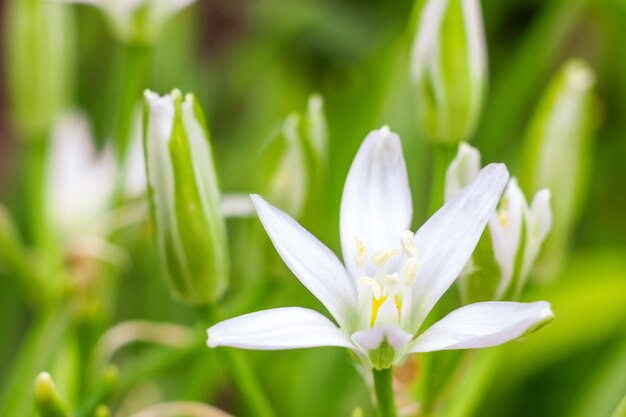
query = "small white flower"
(58, 0, 196, 43)
(207, 128, 553, 369)
(47, 112, 147, 243)
(445, 143, 552, 299)
(47, 112, 117, 238)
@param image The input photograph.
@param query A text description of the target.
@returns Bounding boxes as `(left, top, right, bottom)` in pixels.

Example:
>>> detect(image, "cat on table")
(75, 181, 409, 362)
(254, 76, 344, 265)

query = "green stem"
(22, 135, 51, 249)
(113, 43, 151, 163)
(0, 304, 71, 417)
(373, 368, 396, 417)
(197, 305, 276, 417)
(428, 143, 457, 215)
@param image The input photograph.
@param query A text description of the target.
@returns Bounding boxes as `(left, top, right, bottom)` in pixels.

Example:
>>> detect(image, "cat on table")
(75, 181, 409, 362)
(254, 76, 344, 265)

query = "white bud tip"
(379, 125, 391, 137)
(565, 61, 595, 90)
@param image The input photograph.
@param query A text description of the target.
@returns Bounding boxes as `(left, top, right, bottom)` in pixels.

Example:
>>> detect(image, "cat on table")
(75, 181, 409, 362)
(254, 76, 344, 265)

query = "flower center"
(356, 231, 419, 327)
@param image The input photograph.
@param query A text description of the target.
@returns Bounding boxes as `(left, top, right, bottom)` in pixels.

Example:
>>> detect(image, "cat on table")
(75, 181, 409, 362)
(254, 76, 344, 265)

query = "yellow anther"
(372, 248, 397, 267)
(359, 277, 382, 299)
(402, 257, 419, 284)
(384, 273, 401, 294)
(498, 210, 508, 228)
(354, 236, 366, 267)
(402, 230, 417, 256)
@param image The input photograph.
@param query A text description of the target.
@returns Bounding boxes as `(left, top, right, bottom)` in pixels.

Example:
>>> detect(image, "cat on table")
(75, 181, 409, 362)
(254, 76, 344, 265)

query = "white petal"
(252, 195, 357, 330)
(48, 112, 116, 236)
(409, 301, 553, 352)
(410, 164, 509, 330)
(528, 189, 552, 245)
(500, 179, 525, 255)
(207, 307, 354, 350)
(122, 107, 147, 198)
(520, 189, 552, 280)
(410, 0, 448, 82)
(351, 324, 413, 351)
(444, 142, 481, 202)
(488, 216, 514, 300)
(493, 179, 526, 298)
(340, 127, 412, 276)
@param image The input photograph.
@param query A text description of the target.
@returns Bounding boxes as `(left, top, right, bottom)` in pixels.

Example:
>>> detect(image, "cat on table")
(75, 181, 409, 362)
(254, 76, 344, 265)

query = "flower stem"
(428, 143, 457, 215)
(373, 368, 397, 417)
(196, 305, 276, 417)
(113, 43, 151, 162)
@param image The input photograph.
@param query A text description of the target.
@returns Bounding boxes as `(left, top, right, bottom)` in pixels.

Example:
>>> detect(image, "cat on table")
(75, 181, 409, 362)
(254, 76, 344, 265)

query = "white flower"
(47, 112, 147, 246)
(207, 127, 553, 369)
(47, 112, 118, 238)
(445, 143, 552, 299)
(58, 0, 196, 43)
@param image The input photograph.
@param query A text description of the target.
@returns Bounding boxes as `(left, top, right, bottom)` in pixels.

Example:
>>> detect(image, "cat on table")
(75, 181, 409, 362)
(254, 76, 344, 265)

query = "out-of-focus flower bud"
(409, 0, 487, 144)
(259, 94, 328, 220)
(300, 94, 329, 181)
(34, 372, 70, 417)
(6, 0, 74, 138)
(445, 143, 552, 302)
(59, 0, 196, 44)
(520, 60, 596, 277)
(259, 114, 308, 218)
(143, 89, 229, 305)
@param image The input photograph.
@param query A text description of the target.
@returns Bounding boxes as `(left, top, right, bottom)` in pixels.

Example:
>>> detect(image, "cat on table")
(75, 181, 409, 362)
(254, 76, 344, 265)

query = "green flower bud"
(259, 114, 308, 218)
(409, 0, 487, 143)
(520, 60, 596, 276)
(259, 94, 328, 219)
(61, 0, 196, 44)
(6, 0, 74, 138)
(34, 372, 70, 417)
(144, 89, 229, 305)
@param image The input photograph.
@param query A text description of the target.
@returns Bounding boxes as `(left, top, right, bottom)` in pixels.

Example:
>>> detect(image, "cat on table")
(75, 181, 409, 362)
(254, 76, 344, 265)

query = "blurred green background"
(1, 0, 625, 416)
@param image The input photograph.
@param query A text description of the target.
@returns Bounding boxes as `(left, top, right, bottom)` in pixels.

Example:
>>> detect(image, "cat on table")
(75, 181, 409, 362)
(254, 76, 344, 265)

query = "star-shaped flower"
(207, 127, 553, 369)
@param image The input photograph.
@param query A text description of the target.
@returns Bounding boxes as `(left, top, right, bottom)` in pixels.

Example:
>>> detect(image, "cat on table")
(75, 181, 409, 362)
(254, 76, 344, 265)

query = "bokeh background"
(1, 0, 625, 416)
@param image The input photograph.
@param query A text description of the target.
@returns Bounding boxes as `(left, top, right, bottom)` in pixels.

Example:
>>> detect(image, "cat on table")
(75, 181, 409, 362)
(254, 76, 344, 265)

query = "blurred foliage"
(1, 0, 625, 416)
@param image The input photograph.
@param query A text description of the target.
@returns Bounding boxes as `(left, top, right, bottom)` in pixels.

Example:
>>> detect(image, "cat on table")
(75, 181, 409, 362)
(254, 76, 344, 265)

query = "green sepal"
(461, 228, 502, 303)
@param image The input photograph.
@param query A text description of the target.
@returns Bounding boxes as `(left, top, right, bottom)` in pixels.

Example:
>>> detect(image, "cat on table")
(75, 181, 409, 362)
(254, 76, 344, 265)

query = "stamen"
(498, 210, 508, 228)
(402, 230, 417, 256)
(372, 248, 397, 267)
(359, 277, 382, 299)
(370, 296, 388, 327)
(402, 257, 419, 285)
(394, 294, 403, 322)
(384, 273, 401, 295)
(354, 235, 366, 267)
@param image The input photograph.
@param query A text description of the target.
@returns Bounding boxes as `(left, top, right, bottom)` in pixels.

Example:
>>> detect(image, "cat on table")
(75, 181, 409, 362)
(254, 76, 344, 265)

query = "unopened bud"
(409, 0, 487, 143)
(144, 89, 229, 304)
(520, 59, 596, 277)
(6, 0, 74, 138)
(34, 372, 70, 417)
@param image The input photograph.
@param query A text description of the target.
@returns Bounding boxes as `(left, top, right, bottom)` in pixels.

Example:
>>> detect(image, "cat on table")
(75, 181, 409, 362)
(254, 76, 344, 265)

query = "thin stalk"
(22, 134, 51, 249)
(197, 305, 276, 417)
(373, 368, 396, 417)
(428, 143, 457, 214)
(113, 43, 151, 162)
(0, 303, 71, 417)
